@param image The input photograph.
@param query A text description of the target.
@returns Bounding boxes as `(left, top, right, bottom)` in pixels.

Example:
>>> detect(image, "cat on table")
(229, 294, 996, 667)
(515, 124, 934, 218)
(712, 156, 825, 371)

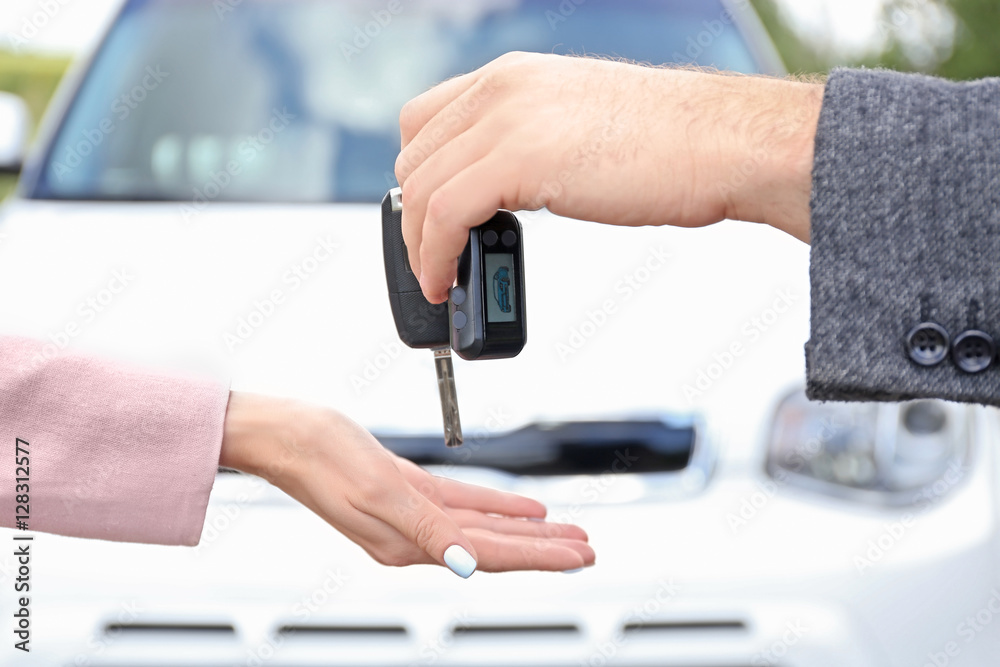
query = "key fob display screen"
(450, 213, 527, 361)
(484, 253, 517, 323)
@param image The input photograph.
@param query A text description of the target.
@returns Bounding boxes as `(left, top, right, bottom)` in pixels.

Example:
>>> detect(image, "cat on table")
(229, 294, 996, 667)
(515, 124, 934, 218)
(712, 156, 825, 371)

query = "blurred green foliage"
(752, 0, 1000, 80)
(0, 49, 71, 199)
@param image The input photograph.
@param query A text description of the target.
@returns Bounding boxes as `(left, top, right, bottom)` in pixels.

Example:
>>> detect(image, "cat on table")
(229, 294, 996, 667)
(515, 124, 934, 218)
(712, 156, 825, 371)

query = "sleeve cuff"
(0, 337, 230, 545)
(806, 68, 1000, 407)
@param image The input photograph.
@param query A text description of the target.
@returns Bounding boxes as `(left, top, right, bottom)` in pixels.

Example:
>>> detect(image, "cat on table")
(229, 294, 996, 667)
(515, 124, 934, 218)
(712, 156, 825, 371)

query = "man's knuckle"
(425, 190, 452, 224)
(399, 100, 421, 136)
(400, 175, 422, 206)
(394, 151, 411, 182)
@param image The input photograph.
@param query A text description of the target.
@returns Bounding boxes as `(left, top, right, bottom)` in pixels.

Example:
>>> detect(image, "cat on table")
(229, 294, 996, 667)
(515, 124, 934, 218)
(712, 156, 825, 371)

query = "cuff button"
(952, 330, 995, 374)
(906, 323, 950, 367)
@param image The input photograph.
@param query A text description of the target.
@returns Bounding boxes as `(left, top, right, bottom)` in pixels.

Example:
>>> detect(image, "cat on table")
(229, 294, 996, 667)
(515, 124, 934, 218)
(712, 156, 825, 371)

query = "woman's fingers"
(361, 483, 482, 578)
(447, 508, 588, 541)
(392, 454, 548, 520)
(435, 476, 548, 519)
(465, 530, 596, 573)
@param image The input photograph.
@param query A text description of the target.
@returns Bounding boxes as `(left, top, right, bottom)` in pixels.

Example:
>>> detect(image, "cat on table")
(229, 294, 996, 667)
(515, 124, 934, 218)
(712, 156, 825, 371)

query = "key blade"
(433, 346, 463, 448)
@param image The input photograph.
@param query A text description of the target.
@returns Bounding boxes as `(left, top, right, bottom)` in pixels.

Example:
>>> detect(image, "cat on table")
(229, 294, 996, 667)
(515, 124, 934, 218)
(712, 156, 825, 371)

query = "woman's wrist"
(219, 391, 295, 479)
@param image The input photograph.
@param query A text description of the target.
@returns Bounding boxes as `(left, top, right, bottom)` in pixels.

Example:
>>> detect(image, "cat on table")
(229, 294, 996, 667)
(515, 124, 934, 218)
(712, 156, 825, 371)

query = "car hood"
(0, 199, 810, 467)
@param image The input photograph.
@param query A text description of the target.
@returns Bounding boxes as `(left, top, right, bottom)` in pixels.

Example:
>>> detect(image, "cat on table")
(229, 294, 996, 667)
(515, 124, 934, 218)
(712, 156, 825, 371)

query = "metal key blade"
(433, 346, 463, 448)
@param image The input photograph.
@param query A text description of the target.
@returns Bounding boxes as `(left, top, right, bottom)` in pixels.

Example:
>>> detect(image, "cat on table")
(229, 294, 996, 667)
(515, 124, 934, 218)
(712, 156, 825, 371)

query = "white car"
(0, 1, 997, 666)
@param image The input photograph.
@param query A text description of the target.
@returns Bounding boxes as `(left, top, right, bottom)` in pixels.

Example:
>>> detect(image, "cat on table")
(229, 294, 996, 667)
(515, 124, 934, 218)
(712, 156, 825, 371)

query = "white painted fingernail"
(444, 545, 477, 579)
(563, 568, 584, 574)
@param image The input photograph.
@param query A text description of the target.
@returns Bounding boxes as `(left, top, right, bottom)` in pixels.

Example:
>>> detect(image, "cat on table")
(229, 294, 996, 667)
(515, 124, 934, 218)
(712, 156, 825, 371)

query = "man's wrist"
(720, 76, 824, 243)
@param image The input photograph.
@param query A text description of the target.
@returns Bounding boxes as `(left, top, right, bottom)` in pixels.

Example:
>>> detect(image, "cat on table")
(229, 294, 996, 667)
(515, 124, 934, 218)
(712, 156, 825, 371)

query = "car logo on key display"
(493, 266, 512, 313)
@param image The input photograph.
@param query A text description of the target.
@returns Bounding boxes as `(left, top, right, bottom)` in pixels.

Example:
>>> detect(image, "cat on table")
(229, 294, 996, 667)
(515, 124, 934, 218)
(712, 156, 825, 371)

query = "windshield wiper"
(375, 419, 696, 476)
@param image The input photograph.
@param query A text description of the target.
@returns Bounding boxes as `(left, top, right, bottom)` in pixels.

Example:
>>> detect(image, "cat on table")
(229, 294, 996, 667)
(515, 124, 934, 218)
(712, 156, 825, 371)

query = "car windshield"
(31, 0, 763, 203)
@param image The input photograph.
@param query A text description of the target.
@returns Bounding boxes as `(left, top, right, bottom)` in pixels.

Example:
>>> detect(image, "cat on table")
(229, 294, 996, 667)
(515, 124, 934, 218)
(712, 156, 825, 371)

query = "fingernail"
(528, 517, 545, 523)
(444, 545, 477, 579)
(563, 568, 584, 574)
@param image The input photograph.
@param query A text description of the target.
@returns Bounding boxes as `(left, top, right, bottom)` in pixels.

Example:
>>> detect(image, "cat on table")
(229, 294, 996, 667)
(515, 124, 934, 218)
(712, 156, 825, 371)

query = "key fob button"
(482, 230, 498, 247)
(501, 230, 517, 247)
(451, 286, 467, 306)
(452, 311, 468, 330)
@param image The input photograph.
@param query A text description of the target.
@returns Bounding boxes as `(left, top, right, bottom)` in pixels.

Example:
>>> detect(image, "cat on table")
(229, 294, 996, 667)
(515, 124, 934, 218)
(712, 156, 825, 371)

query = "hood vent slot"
(623, 619, 747, 634)
(104, 622, 236, 637)
(451, 623, 580, 638)
(277, 624, 408, 638)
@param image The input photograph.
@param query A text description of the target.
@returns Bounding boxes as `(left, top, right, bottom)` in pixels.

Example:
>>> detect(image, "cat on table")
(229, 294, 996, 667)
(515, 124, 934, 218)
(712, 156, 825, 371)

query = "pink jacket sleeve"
(0, 337, 230, 546)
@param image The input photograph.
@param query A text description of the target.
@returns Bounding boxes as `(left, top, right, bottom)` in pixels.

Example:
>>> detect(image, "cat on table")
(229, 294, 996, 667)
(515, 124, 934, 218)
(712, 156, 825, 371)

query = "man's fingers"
(418, 158, 513, 302)
(396, 76, 500, 184)
(398, 129, 491, 280)
(399, 70, 479, 149)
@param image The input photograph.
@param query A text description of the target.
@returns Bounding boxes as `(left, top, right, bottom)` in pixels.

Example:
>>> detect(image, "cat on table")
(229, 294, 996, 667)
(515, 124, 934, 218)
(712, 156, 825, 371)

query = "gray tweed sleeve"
(806, 68, 1000, 406)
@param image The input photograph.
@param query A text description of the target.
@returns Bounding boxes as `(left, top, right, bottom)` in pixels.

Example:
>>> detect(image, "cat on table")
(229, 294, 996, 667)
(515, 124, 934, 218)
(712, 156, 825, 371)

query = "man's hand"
(395, 52, 823, 303)
(219, 392, 594, 577)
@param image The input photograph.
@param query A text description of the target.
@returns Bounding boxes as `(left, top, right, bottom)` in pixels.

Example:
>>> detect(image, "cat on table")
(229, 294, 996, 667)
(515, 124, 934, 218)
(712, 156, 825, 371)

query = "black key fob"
(449, 211, 527, 360)
(381, 189, 451, 348)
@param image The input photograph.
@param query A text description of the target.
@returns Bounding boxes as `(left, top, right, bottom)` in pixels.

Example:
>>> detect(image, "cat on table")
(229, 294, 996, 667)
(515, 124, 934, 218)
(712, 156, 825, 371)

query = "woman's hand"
(395, 52, 823, 303)
(219, 392, 595, 577)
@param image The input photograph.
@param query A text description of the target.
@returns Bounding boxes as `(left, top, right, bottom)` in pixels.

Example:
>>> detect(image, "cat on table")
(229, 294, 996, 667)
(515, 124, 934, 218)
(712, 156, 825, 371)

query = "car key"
(449, 210, 527, 360)
(381, 188, 463, 447)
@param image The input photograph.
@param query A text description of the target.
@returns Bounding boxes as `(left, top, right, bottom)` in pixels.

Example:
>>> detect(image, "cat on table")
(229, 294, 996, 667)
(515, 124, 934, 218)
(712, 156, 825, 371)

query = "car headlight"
(765, 390, 971, 506)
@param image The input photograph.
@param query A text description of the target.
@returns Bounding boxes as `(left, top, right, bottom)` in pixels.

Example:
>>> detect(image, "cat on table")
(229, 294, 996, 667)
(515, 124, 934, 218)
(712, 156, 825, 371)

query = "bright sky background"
(0, 0, 123, 54)
(777, 0, 887, 56)
(0, 0, 888, 57)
